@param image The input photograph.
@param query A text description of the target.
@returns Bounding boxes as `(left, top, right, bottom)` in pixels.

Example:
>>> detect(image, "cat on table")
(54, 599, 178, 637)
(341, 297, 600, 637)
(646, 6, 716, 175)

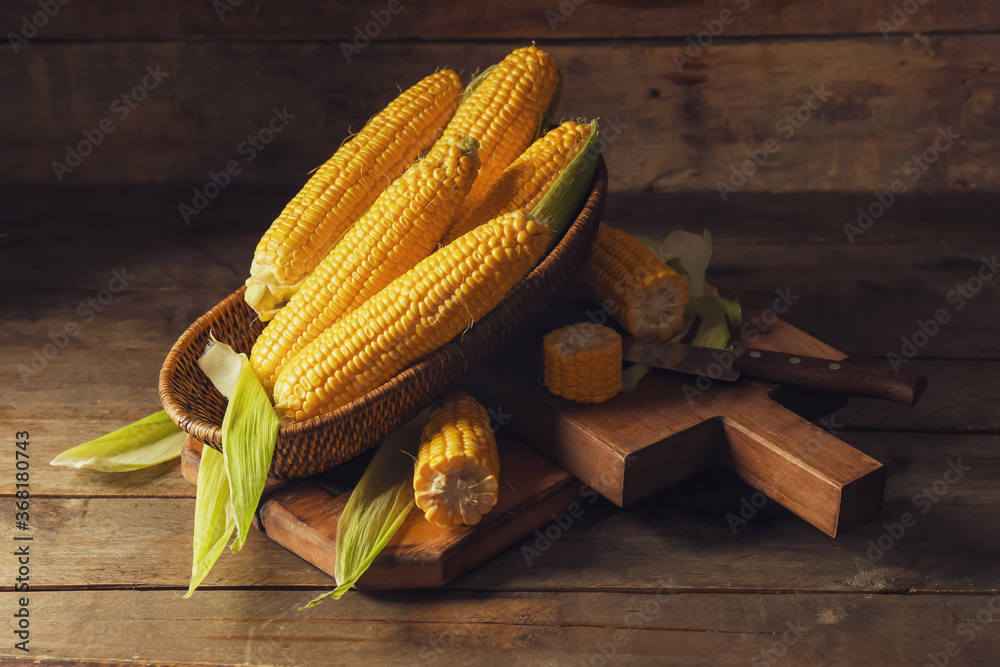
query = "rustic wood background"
(2, 0, 998, 192)
(2, 188, 998, 664)
(2, 2, 999, 664)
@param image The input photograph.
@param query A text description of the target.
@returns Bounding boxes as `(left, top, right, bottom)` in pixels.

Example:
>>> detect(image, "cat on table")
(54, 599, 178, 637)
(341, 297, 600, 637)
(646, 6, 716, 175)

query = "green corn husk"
(184, 336, 280, 595)
(660, 230, 713, 302)
(185, 443, 235, 598)
(532, 119, 600, 249)
(50, 410, 185, 472)
(198, 337, 279, 551)
(688, 294, 743, 349)
(301, 413, 425, 608)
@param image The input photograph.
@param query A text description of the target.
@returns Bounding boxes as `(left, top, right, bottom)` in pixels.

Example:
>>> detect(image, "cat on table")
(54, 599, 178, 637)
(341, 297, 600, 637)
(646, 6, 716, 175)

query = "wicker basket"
(159, 157, 607, 479)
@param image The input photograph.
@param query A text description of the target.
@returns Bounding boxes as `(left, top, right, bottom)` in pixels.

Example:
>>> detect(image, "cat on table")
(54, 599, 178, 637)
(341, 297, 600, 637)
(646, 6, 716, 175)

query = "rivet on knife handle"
(732, 345, 928, 406)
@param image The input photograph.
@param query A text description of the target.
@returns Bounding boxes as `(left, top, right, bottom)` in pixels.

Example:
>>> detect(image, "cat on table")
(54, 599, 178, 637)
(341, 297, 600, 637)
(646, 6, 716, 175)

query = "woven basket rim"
(159, 156, 608, 448)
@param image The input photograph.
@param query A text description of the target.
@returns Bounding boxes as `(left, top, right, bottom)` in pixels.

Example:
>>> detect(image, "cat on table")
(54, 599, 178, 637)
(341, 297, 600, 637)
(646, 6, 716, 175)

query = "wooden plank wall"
(1, 1, 998, 192)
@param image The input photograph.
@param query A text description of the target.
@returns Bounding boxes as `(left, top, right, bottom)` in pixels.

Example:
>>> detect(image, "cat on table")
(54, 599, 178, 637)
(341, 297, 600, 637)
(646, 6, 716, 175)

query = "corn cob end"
(245, 264, 302, 321)
(414, 392, 501, 527)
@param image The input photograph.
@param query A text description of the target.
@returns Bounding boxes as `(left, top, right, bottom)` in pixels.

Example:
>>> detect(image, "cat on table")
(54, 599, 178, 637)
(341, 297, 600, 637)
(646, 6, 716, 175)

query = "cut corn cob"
(272, 210, 551, 423)
(440, 120, 594, 244)
(425, 46, 560, 219)
(543, 323, 622, 404)
(251, 137, 481, 391)
(581, 227, 691, 340)
(245, 69, 464, 319)
(413, 392, 500, 527)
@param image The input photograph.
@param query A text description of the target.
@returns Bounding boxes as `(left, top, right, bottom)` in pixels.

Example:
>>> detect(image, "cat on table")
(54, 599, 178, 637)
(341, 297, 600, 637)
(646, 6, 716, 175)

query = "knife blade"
(621, 336, 927, 406)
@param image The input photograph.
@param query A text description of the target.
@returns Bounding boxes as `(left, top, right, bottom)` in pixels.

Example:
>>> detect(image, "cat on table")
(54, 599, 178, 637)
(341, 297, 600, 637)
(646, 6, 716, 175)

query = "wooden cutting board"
(464, 297, 885, 537)
(181, 433, 584, 589)
(181, 295, 886, 588)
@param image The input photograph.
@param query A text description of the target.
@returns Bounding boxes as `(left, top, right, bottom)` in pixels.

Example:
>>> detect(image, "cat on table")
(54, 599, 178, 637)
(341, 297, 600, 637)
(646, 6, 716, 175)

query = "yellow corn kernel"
(245, 69, 463, 318)
(543, 323, 622, 404)
(426, 46, 560, 218)
(581, 227, 690, 340)
(251, 137, 480, 391)
(272, 210, 551, 423)
(440, 120, 593, 244)
(413, 392, 500, 527)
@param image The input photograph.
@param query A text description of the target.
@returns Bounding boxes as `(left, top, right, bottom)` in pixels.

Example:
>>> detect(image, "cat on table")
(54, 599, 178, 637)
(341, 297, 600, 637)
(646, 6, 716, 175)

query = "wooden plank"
(3, 347, 997, 430)
(5, 188, 999, 359)
(0, 496, 333, 589)
(2, 589, 999, 666)
(850, 433, 1000, 505)
(1, 0, 997, 40)
(0, 230, 257, 292)
(7, 186, 998, 236)
(603, 191, 1000, 244)
(5, 445, 995, 594)
(837, 359, 1000, 431)
(3, 38, 997, 191)
(3, 419, 195, 499)
(7, 219, 1000, 360)
(9, 227, 1000, 360)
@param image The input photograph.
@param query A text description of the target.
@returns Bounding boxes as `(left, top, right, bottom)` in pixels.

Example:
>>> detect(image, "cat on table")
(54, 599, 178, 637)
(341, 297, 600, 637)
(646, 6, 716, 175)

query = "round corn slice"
(543, 323, 622, 404)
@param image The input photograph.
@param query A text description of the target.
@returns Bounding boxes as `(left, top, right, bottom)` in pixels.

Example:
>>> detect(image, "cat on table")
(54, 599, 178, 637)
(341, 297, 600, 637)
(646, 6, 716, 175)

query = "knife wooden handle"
(732, 346, 928, 406)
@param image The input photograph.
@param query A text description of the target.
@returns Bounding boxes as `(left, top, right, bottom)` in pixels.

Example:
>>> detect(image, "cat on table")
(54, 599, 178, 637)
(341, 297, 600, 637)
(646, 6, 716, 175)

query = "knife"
(621, 336, 928, 406)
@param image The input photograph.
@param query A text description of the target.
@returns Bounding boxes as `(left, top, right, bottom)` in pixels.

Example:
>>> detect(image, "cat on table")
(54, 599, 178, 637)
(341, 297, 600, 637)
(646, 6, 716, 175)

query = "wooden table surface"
(2, 186, 998, 666)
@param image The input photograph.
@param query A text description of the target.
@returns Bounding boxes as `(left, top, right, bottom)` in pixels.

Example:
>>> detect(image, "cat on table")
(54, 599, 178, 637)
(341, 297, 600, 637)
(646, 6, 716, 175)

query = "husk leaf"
(532, 119, 600, 250)
(184, 443, 235, 597)
(50, 410, 185, 472)
(301, 414, 425, 608)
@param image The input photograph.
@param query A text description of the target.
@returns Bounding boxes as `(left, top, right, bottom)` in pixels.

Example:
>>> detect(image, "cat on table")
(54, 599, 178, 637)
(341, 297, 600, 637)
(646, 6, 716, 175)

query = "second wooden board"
(465, 297, 886, 537)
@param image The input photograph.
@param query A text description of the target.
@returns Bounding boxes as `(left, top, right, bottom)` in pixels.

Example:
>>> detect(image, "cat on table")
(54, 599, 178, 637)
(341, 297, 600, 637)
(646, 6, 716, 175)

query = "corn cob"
(425, 46, 560, 219)
(245, 69, 464, 319)
(413, 392, 500, 527)
(581, 227, 690, 340)
(543, 323, 622, 404)
(440, 120, 593, 244)
(272, 210, 551, 423)
(251, 137, 481, 391)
